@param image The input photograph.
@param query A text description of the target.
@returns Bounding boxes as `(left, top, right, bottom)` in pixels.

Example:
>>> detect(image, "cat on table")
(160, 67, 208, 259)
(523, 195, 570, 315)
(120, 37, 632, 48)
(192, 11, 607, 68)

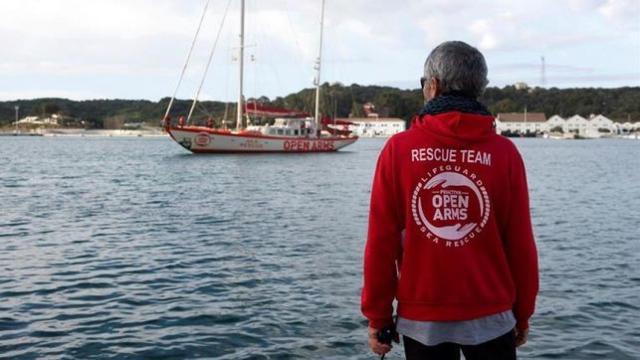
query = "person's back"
(362, 41, 539, 360)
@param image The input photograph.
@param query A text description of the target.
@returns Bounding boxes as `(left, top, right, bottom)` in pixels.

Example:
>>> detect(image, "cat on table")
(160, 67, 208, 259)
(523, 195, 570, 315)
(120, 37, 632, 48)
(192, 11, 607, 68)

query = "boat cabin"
(248, 118, 315, 137)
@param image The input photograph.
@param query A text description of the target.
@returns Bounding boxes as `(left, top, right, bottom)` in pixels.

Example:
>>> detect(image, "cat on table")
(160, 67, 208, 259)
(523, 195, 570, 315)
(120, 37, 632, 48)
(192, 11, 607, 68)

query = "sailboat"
(163, 0, 358, 153)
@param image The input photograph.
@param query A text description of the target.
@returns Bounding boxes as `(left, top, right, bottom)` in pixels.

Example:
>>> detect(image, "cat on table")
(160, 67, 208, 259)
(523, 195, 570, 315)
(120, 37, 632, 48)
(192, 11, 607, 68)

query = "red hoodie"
(361, 110, 539, 332)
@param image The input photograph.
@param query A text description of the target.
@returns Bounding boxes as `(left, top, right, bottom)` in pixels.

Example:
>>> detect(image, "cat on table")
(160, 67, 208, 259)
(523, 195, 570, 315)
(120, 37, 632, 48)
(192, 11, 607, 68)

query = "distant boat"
(163, 0, 358, 153)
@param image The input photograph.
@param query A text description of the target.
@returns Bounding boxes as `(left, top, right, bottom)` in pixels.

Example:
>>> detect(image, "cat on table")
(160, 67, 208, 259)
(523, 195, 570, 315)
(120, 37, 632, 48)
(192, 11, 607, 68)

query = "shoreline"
(0, 129, 167, 137)
(0, 129, 638, 140)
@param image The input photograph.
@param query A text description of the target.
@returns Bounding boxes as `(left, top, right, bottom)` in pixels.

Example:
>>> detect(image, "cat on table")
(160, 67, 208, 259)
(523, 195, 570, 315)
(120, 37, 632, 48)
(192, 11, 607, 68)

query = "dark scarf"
(419, 93, 492, 116)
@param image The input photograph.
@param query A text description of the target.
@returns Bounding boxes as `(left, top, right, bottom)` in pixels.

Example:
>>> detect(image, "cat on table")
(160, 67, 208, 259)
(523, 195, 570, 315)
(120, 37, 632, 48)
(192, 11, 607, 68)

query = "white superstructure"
(344, 117, 406, 137)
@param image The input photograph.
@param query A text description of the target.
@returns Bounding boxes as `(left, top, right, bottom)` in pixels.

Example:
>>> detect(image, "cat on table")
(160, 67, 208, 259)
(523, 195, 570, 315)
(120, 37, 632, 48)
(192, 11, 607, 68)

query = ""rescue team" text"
(411, 147, 491, 166)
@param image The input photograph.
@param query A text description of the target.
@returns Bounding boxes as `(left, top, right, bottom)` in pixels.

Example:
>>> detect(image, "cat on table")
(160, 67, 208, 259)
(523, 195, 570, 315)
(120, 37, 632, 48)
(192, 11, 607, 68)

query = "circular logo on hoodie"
(411, 166, 490, 247)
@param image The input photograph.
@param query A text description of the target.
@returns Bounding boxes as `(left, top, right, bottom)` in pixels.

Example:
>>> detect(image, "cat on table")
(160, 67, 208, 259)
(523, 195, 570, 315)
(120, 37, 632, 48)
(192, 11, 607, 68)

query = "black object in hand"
(376, 326, 395, 345)
(376, 325, 398, 359)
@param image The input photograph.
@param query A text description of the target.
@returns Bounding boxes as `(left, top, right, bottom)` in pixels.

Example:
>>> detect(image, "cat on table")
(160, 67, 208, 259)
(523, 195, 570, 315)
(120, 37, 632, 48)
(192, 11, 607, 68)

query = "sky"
(0, 0, 639, 101)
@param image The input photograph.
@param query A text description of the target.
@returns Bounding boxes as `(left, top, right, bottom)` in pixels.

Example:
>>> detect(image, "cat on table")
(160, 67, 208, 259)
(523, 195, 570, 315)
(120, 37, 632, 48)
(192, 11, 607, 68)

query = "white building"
(495, 113, 547, 134)
(556, 114, 615, 137)
(585, 114, 617, 137)
(342, 117, 406, 137)
(546, 115, 565, 132)
(16, 114, 60, 125)
(564, 115, 589, 135)
(617, 122, 639, 134)
(496, 113, 623, 138)
(16, 116, 40, 124)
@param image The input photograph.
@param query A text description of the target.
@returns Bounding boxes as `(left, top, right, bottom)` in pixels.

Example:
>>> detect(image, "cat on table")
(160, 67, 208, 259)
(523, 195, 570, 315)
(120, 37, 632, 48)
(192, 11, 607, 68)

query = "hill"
(0, 85, 638, 128)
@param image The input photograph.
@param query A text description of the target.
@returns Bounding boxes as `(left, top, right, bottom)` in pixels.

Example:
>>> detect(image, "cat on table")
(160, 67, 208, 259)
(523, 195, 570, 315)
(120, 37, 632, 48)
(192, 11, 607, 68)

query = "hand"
(514, 328, 529, 347)
(368, 326, 392, 356)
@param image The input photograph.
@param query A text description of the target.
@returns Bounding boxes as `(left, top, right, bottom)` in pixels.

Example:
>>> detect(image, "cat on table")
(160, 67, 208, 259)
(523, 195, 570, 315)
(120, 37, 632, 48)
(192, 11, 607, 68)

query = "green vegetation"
(0, 85, 638, 129)
(481, 86, 639, 121)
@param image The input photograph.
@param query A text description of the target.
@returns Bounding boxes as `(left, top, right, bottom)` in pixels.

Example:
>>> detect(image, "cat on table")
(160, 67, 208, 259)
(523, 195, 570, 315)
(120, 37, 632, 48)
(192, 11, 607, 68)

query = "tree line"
(0, 84, 638, 129)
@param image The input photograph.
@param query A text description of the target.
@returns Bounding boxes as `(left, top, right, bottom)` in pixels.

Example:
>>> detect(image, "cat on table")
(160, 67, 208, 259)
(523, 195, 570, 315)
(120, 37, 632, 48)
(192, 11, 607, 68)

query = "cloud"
(493, 62, 597, 73)
(0, 0, 199, 38)
(417, 15, 457, 47)
(0, 0, 638, 100)
(598, 0, 640, 28)
(0, 89, 106, 101)
(566, 0, 606, 11)
(551, 72, 640, 82)
(414, 1, 614, 52)
(468, 19, 501, 50)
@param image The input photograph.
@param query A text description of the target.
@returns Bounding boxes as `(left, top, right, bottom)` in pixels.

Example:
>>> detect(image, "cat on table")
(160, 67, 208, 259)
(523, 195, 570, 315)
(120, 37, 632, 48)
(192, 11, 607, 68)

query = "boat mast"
(236, 0, 245, 130)
(314, 0, 326, 137)
(164, 0, 210, 123)
(185, 0, 232, 124)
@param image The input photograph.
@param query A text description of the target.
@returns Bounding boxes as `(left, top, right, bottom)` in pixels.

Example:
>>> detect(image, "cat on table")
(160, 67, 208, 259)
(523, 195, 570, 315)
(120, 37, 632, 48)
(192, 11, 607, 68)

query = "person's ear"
(429, 78, 441, 99)
(422, 79, 430, 101)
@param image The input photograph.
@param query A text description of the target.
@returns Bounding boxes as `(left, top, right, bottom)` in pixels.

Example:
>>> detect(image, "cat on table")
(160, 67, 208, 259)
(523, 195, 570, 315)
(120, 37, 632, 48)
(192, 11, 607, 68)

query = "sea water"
(1, 137, 638, 359)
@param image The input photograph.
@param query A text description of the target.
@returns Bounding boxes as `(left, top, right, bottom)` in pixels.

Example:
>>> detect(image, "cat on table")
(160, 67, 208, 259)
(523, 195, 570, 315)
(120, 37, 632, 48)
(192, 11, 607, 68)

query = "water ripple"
(0, 137, 638, 359)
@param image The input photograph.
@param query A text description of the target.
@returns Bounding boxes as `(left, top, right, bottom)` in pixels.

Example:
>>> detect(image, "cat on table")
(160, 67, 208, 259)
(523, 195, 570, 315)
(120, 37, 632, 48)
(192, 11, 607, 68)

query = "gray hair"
(424, 41, 489, 98)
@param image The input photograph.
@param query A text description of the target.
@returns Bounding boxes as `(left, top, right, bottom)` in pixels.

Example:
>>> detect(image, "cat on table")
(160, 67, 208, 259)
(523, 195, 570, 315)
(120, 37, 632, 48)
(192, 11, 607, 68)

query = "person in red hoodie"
(362, 41, 539, 359)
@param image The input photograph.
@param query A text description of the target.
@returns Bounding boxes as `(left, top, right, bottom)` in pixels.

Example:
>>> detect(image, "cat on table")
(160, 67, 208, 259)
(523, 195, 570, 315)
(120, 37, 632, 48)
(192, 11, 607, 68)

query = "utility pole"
(14, 105, 19, 134)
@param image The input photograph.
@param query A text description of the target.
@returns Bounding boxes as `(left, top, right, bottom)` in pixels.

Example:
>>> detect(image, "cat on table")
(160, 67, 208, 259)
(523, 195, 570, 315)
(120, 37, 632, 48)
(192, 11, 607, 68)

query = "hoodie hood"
(412, 95, 496, 145)
(413, 111, 496, 145)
